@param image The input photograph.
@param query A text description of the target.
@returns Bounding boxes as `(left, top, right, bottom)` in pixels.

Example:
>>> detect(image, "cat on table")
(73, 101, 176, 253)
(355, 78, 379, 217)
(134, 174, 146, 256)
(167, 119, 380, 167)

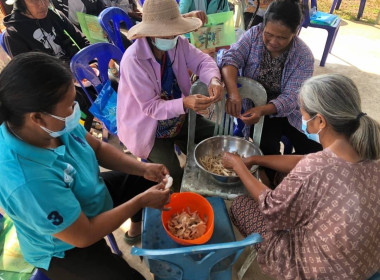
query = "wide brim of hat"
(127, 17, 202, 40)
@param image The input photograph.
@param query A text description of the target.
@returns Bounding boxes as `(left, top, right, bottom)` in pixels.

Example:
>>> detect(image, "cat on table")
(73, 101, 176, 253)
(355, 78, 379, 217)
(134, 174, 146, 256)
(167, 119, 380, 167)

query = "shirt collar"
(0, 123, 66, 167)
(135, 37, 156, 61)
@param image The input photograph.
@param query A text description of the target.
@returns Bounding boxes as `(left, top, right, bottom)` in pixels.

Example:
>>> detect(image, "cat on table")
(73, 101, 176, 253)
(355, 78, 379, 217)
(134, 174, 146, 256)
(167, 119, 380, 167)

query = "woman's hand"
(222, 152, 244, 170)
(208, 77, 224, 102)
(141, 184, 171, 210)
(183, 94, 215, 111)
(239, 106, 264, 125)
(183, 10, 208, 25)
(242, 157, 255, 170)
(225, 93, 242, 117)
(224, 153, 258, 170)
(128, 10, 142, 21)
(142, 163, 169, 182)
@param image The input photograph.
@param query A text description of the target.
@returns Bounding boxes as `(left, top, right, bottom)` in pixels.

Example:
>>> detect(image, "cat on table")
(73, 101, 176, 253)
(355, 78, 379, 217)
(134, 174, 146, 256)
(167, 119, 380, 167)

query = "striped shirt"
(218, 23, 314, 131)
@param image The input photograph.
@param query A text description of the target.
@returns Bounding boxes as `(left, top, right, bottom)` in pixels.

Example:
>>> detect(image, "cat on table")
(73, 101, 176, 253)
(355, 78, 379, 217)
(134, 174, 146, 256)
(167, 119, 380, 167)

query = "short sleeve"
(7, 179, 82, 235)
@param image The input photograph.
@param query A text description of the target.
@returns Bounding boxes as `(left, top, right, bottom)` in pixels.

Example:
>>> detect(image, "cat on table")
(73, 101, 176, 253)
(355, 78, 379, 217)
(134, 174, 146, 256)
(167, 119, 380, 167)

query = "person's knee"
(229, 199, 239, 220)
(229, 195, 250, 221)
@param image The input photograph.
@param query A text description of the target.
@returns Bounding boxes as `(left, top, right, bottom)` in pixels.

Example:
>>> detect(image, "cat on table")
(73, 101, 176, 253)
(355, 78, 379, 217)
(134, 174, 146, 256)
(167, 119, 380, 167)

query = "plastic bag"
(190, 11, 235, 50)
(0, 214, 34, 279)
(89, 80, 118, 134)
(310, 10, 339, 26)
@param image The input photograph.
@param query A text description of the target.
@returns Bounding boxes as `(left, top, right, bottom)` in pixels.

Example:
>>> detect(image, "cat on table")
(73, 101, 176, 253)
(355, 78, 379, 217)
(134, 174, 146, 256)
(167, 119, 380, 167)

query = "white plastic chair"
(180, 76, 267, 199)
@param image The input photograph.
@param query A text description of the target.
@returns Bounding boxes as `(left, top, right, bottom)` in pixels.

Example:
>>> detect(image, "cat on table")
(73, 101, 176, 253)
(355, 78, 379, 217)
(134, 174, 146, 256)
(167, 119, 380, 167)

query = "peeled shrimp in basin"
(168, 209, 207, 240)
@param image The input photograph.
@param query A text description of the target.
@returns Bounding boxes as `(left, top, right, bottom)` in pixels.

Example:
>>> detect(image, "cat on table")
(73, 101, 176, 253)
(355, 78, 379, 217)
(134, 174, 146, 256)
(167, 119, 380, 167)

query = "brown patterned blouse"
(257, 149, 380, 279)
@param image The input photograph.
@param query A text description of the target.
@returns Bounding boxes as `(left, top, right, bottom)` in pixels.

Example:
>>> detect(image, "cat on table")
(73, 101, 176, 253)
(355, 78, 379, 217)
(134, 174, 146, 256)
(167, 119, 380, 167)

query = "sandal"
(92, 121, 102, 130)
(108, 67, 119, 79)
(123, 231, 141, 245)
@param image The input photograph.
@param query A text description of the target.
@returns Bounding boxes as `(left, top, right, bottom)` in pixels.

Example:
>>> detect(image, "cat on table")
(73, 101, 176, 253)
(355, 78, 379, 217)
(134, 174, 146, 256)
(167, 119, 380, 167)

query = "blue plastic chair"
(329, 0, 366, 20)
(70, 42, 123, 100)
(70, 42, 123, 141)
(29, 269, 50, 280)
(0, 31, 9, 55)
(131, 197, 263, 280)
(98, 7, 135, 53)
(299, 0, 341, 67)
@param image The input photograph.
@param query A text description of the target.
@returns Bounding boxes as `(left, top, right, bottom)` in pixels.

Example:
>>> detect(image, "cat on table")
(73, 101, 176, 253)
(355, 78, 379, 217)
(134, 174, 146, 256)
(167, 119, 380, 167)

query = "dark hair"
(263, 0, 303, 33)
(13, 0, 27, 13)
(0, 52, 73, 128)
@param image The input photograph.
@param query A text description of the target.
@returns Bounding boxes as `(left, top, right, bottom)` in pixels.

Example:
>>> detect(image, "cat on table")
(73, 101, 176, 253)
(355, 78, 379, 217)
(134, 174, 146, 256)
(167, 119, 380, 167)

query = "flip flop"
(108, 67, 119, 79)
(123, 231, 141, 245)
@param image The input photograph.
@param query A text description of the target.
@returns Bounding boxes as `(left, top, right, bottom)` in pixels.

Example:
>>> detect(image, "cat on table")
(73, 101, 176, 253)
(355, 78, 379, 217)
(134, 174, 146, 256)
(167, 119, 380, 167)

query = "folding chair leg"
(107, 233, 123, 256)
(328, 27, 339, 54)
(237, 245, 258, 280)
(357, 0, 367, 20)
(329, 0, 339, 13)
(320, 29, 336, 67)
(335, 0, 342, 9)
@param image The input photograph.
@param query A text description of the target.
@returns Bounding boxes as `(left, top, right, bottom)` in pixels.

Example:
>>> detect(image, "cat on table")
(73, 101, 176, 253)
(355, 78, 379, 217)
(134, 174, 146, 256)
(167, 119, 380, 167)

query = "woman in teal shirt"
(179, 0, 229, 15)
(0, 52, 171, 280)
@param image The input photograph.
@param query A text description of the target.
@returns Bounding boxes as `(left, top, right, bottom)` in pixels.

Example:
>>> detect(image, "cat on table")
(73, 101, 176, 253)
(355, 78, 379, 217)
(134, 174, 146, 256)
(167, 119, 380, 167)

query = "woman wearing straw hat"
(116, 0, 224, 193)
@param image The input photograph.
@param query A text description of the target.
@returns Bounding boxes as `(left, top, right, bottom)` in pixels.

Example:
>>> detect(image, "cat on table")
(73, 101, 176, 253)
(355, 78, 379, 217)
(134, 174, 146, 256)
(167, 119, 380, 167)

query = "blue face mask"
(40, 101, 81, 138)
(301, 115, 322, 143)
(152, 36, 178, 51)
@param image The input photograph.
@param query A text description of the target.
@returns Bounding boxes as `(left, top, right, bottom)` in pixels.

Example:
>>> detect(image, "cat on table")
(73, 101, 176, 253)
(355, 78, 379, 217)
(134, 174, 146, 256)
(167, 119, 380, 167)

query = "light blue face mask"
(301, 115, 322, 143)
(152, 36, 178, 51)
(40, 101, 81, 138)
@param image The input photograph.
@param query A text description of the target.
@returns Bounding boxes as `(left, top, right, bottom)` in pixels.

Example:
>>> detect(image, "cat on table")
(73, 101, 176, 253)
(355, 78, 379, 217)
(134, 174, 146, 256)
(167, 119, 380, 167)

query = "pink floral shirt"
(257, 149, 380, 279)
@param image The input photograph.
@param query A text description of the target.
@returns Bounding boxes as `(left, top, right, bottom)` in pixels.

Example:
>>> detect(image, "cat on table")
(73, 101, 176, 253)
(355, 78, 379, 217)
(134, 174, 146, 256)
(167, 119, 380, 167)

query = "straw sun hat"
(126, 0, 203, 40)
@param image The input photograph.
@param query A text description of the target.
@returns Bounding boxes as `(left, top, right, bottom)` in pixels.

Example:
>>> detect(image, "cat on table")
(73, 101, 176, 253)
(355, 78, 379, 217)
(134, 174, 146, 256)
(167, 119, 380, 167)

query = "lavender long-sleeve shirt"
(117, 36, 220, 158)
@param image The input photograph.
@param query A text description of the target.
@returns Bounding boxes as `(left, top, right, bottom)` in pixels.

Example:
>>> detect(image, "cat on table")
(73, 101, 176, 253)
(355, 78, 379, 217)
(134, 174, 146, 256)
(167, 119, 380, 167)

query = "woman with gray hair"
(222, 74, 380, 279)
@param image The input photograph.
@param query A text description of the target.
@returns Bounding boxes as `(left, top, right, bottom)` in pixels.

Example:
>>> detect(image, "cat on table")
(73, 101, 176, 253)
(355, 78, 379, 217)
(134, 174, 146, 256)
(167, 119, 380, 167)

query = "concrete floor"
(111, 19, 380, 280)
(0, 16, 378, 280)
(302, 19, 380, 124)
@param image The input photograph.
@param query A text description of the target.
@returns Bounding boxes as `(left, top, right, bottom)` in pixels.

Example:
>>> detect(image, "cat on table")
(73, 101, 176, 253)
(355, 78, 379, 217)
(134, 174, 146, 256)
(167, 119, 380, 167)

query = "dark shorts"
(39, 171, 154, 280)
(40, 239, 145, 280)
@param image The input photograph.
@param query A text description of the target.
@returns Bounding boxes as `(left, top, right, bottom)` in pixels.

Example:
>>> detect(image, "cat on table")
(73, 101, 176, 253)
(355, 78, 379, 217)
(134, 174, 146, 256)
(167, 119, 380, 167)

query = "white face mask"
(152, 36, 178, 51)
(40, 101, 81, 138)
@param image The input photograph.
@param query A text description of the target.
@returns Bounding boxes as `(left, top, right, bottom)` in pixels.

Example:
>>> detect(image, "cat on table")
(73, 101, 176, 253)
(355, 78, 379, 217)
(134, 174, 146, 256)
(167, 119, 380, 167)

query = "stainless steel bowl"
(194, 136, 263, 184)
